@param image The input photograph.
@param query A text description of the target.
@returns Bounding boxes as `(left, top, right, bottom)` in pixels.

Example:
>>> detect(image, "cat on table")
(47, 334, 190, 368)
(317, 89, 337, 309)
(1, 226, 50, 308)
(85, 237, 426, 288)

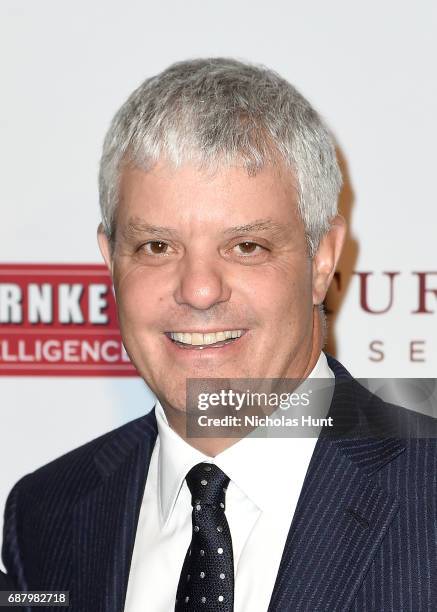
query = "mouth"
(164, 329, 247, 350)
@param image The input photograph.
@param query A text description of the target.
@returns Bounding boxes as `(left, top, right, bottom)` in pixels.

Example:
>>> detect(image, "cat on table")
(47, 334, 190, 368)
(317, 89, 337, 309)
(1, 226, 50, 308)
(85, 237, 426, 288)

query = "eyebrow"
(122, 217, 290, 240)
(222, 219, 288, 235)
(123, 219, 180, 240)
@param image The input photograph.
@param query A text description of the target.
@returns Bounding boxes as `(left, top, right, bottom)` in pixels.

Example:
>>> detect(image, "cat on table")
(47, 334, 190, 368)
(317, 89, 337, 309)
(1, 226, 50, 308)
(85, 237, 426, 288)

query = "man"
(2, 58, 436, 611)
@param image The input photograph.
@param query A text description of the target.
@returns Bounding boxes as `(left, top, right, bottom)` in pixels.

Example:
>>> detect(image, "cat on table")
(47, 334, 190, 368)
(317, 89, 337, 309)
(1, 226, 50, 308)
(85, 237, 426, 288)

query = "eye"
(140, 241, 171, 255)
(233, 241, 266, 256)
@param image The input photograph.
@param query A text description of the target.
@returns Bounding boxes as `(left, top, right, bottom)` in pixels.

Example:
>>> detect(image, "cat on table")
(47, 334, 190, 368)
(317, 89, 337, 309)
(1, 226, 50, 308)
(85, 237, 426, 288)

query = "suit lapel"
(72, 410, 158, 612)
(268, 356, 406, 611)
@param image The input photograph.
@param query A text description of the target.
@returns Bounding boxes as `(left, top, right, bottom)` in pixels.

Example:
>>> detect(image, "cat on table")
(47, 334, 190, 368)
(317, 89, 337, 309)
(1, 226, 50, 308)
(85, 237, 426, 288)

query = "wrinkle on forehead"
(115, 158, 302, 247)
(122, 216, 299, 241)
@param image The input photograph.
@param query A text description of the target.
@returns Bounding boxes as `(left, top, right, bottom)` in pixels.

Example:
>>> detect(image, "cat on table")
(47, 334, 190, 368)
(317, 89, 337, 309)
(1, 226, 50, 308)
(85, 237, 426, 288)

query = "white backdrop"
(1, 0, 436, 569)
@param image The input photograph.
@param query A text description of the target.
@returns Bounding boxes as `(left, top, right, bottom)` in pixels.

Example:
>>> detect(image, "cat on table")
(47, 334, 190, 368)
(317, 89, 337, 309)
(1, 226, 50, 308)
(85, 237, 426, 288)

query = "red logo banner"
(0, 264, 138, 376)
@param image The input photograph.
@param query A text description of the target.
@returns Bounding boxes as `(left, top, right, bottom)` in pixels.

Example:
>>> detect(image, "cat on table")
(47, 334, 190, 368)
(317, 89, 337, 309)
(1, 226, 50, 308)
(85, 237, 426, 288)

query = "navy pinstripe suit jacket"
(2, 354, 437, 611)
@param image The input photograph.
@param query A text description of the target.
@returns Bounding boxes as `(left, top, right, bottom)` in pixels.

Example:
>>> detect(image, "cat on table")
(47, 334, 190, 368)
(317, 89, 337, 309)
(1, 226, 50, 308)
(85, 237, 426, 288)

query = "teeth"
(169, 330, 243, 346)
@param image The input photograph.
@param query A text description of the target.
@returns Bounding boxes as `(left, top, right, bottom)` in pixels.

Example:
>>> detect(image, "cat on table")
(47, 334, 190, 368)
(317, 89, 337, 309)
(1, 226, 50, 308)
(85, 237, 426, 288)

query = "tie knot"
(185, 462, 230, 509)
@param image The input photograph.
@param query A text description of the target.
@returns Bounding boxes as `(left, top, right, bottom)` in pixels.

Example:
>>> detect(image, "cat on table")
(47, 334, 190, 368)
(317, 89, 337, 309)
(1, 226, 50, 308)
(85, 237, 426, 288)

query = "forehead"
(117, 158, 301, 231)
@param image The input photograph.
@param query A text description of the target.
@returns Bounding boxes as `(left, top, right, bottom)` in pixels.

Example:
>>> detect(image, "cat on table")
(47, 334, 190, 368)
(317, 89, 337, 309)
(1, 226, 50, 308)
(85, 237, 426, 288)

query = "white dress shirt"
(124, 352, 334, 612)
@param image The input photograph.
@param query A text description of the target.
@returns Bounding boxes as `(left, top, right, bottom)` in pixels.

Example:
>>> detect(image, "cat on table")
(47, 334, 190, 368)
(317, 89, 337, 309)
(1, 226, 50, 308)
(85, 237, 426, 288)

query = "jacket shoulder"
(326, 353, 437, 439)
(10, 410, 157, 507)
(2, 410, 157, 583)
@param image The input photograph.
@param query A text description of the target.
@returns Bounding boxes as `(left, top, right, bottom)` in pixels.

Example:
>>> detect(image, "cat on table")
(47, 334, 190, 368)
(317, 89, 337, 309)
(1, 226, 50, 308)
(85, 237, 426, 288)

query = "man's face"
(100, 159, 336, 411)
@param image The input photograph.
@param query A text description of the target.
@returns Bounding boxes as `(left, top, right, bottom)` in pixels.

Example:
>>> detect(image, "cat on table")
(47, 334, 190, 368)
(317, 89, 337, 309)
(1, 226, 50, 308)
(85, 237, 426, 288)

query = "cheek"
(243, 264, 312, 324)
(115, 272, 158, 329)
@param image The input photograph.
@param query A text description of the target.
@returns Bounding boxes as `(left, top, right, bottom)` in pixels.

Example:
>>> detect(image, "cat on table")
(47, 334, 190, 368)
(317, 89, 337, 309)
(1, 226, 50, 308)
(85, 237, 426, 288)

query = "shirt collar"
(155, 351, 334, 524)
(155, 402, 210, 527)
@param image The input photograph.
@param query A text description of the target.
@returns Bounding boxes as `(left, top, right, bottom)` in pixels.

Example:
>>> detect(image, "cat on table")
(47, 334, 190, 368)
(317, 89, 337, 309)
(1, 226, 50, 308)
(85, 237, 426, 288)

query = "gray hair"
(98, 57, 342, 257)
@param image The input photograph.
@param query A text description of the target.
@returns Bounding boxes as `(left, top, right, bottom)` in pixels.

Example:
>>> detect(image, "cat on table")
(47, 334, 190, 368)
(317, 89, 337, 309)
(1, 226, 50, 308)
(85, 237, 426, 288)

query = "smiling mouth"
(165, 329, 246, 349)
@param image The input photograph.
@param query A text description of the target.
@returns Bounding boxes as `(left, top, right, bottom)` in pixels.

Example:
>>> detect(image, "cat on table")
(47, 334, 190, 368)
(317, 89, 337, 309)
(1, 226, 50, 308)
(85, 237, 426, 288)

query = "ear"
(97, 223, 113, 276)
(312, 214, 347, 305)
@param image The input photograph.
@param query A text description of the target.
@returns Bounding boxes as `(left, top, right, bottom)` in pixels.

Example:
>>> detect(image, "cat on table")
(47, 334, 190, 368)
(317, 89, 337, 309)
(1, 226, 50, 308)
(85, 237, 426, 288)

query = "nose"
(173, 254, 231, 310)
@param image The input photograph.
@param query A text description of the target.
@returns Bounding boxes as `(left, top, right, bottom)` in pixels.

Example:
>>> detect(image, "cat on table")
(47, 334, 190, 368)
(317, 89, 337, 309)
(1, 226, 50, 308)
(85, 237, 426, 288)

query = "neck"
(161, 307, 323, 457)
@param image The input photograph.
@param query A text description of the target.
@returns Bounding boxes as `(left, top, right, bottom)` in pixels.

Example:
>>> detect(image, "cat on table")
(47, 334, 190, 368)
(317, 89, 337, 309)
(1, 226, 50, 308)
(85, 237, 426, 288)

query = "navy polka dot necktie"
(175, 462, 234, 611)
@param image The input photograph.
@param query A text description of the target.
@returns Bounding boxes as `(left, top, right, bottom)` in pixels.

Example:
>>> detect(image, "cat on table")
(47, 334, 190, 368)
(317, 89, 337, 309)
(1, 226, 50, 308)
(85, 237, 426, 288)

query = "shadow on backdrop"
(325, 146, 358, 357)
